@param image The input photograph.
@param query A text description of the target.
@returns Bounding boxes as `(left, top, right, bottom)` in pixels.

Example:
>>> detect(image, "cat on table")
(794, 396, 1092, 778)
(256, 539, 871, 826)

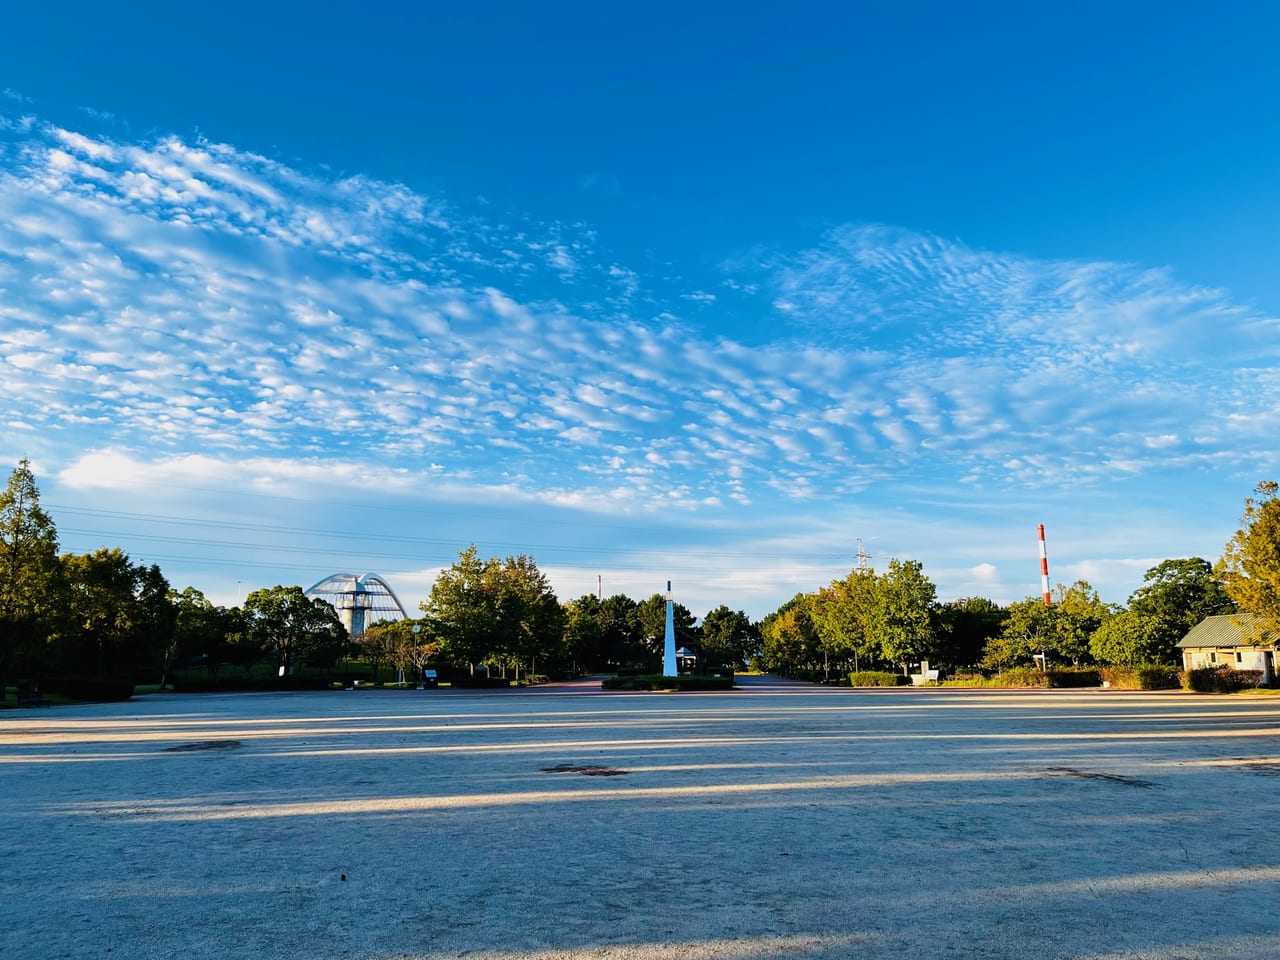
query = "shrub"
(847, 671, 907, 687)
(1183, 666, 1264, 693)
(991, 667, 1050, 687)
(601, 674, 735, 691)
(1098, 665, 1182, 690)
(50, 676, 135, 702)
(1045, 669, 1102, 688)
(450, 676, 515, 688)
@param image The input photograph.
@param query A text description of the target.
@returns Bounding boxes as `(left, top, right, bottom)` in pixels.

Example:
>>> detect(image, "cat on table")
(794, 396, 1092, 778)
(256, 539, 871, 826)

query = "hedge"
(601, 674, 735, 691)
(1098, 665, 1182, 690)
(847, 671, 908, 687)
(1183, 666, 1264, 693)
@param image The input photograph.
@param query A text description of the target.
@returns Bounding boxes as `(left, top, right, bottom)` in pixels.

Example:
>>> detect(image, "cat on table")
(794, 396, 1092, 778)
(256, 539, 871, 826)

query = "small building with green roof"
(1176, 613, 1277, 683)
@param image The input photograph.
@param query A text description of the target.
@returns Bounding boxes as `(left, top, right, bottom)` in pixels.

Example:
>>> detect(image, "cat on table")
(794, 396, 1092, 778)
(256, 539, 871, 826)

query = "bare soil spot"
(1045, 765, 1154, 788)
(541, 763, 628, 777)
(162, 740, 243, 752)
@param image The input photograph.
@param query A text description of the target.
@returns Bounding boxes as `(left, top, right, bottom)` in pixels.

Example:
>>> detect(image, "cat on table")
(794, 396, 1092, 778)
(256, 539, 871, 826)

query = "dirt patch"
(162, 740, 243, 752)
(1045, 765, 1154, 788)
(541, 763, 628, 777)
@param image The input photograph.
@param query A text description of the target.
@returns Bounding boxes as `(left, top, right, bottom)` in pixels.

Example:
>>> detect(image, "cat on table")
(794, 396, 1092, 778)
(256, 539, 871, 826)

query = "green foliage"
(990, 667, 1051, 687)
(847, 670, 907, 687)
(601, 674, 734, 691)
(0, 460, 63, 689)
(1090, 610, 1179, 666)
(964, 667, 1098, 687)
(936, 597, 1006, 670)
(422, 546, 564, 675)
(870, 559, 938, 668)
(1217, 482, 1280, 645)
(760, 593, 822, 677)
(59, 548, 175, 680)
(1097, 665, 1182, 690)
(700, 604, 758, 669)
(1128, 558, 1233, 637)
(243, 585, 348, 674)
(1183, 665, 1265, 693)
(983, 582, 1113, 669)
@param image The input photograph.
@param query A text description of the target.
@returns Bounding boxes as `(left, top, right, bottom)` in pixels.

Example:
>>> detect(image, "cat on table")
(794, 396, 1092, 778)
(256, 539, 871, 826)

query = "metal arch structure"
(304, 573, 408, 638)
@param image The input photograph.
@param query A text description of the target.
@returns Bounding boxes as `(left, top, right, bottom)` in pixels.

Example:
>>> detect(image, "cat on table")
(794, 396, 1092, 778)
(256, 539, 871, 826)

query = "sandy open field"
(3, 677, 1280, 959)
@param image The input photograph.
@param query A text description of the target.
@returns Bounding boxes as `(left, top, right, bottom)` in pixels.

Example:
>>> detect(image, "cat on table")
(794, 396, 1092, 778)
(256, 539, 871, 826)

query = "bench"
(909, 660, 941, 686)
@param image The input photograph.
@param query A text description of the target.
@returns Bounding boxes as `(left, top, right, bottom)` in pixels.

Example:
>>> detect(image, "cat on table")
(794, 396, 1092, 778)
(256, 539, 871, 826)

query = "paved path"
(4, 685, 1280, 959)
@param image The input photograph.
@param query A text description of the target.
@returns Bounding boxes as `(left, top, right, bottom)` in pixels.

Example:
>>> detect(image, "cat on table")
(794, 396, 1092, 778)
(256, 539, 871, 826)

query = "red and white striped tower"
(1038, 524, 1051, 606)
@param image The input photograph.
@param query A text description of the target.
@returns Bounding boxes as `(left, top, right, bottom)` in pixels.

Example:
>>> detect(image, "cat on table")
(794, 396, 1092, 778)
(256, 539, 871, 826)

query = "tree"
(0, 459, 63, 694)
(700, 605, 758, 670)
(1052, 580, 1114, 665)
(936, 597, 1006, 670)
(422, 547, 563, 676)
(242, 585, 347, 675)
(168, 587, 229, 682)
(1089, 610, 1177, 665)
(868, 559, 938, 673)
(1217, 482, 1280, 645)
(809, 571, 878, 675)
(422, 546, 496, 670)
(760, 593, 822, 677)
(1128, 558, 1234, 632)
(562, 595, 604, 673)
(983, 581, 1113, 669)
(60, 548, 173, 679)
(598, 593, 644, 669)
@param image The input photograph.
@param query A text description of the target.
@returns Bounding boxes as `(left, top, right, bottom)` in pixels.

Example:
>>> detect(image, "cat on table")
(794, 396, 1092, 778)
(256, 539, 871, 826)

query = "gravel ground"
(3, 677, 1280, 959)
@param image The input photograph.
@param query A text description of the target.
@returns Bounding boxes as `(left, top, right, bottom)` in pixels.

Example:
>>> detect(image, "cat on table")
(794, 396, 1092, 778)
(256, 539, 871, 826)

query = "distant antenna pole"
(597, 574, 602, 601)
(1038, 524, 1051, 606)
(857, 538, 870, 572)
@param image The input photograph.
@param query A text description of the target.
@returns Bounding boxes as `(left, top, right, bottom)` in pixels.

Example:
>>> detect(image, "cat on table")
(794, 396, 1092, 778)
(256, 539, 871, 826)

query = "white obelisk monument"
(662, 580, 677, 677)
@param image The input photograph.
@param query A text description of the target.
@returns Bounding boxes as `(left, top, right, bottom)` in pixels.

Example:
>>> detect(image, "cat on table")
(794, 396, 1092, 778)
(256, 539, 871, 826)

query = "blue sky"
(2, 3, 1278, 620)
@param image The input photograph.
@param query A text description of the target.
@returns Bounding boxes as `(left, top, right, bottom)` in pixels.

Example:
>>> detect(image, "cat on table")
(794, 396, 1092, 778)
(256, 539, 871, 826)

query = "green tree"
(1217, 482, 1280, 645)
(422, 547, 563, 676)
(936, 597, 1006, 670)
(422, 546, 496, 670)
(1089, 610, 1177, 665)
(0, 459, 63, 693)
(1052, 580, 1114, 665)
(809, 571, 879, 675)
(699, 605, 757, 669)
(983, 597, 1058, 669)
(1128, 558, 1234, 632)
(869, 559, 938, 673)
(562, 594, 604, 673)
(168, 587, 229, 682)
(242, 585, 347, 675)
(760, 593, 822, 677)
(984, 581, 1113, 669)
(598, 593, 644, 669)
(60, 548, 173, 679)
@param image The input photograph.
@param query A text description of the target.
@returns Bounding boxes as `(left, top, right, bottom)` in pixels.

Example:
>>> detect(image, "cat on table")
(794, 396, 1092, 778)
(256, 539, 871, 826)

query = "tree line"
(0, 461, 759, 693)
(4, 458, 1278, 694)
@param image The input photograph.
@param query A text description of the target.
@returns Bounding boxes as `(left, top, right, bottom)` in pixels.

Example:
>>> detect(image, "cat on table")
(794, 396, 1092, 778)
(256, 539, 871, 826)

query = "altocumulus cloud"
(1, 112, 1278, 522)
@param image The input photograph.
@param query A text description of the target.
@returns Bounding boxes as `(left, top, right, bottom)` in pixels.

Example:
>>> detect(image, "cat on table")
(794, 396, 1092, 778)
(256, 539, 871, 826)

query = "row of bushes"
(1098, 665, 1183, 690)
(845, 664, 1257, 692)
(602, 674, 736, 691)
(1184, 666, 1265, 693)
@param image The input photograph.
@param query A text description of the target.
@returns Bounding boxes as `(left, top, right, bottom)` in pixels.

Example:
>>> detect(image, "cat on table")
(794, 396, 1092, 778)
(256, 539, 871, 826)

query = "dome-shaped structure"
(305, 573, 408, 638)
